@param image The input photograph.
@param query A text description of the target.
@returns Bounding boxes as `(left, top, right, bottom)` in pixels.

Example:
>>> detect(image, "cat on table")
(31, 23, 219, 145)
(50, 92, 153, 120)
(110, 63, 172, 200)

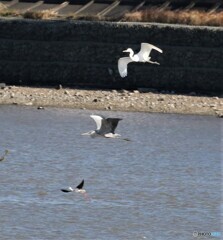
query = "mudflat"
(0, 86, 222, 116)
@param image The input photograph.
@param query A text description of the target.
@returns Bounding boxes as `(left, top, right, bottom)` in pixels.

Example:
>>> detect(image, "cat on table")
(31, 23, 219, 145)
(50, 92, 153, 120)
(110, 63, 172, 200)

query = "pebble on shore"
(0, 85, 222, 116)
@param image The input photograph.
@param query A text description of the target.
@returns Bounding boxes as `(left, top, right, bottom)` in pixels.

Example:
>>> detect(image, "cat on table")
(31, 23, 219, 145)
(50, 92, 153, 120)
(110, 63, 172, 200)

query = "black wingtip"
(61, 189, 71, 193)
(76, 179, 84, 189)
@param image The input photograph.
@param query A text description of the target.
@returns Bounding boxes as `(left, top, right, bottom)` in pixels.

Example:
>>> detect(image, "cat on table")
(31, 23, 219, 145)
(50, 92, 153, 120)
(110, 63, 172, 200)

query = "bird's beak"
(123, 49, 128, 52)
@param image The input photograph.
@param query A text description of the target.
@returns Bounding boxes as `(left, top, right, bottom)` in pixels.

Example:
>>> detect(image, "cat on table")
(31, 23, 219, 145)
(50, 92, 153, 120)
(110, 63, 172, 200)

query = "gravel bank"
(0, 85, 222, 116)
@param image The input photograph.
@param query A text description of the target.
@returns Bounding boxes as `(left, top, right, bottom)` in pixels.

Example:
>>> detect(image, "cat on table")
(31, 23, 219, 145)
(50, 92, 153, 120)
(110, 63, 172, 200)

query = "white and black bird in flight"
(118, 43, 163, 78)
(61, 179, 86, 193)
(82, 115, 130, 141)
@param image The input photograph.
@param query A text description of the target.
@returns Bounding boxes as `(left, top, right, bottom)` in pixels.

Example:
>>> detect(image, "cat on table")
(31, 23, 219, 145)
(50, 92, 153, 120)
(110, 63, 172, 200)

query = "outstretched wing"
(99, 118, 122, 134)
(106, 118, 122, 134)
(137, 43, 163, 61)
(61, 188, 72, 193)
(76, 179, 84, 190)
(90, 115, 104, 130)
(118, 57, 133, 78)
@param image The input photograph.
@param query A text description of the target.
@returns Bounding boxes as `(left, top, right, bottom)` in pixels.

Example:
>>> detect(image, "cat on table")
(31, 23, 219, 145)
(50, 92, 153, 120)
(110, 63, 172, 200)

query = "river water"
(0, 105, 221, 240)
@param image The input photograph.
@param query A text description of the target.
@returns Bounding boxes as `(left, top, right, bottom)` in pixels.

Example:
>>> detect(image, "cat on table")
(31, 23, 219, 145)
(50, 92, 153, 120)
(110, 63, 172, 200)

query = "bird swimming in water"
(82, 115, 130, 141)
(61, 179, 86, 193)
(118, 43, 163, 77)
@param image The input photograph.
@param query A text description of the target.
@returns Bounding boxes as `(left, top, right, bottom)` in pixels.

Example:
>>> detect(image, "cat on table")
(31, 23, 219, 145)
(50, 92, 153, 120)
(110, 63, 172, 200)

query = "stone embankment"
(0, 19, 222, 94)
(0, 85, 222, 117)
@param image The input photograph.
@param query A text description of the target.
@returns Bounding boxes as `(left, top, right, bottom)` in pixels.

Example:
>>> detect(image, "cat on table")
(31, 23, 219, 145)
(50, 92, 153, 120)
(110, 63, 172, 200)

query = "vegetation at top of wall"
(0, 2, 223, 26)
(65, 14, 112, 21)
(0, 4, 111, 20)
(123, 8, 223, 27)
(0, 3, 19, 17)
(23, 10, 58, 20)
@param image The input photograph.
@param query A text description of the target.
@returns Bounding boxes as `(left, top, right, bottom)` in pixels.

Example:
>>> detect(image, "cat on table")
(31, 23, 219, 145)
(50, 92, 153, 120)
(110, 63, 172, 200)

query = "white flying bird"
(118, 43, 163, 77)
(82, 115, 130, 141)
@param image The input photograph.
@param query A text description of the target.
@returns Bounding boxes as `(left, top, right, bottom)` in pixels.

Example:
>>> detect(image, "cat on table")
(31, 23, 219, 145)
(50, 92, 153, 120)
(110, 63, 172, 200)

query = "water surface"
(0, 105, 221, 240)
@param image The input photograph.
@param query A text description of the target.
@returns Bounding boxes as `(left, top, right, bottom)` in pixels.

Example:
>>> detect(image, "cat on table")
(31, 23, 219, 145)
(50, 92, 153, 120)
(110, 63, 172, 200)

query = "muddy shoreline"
(0, 85, 222, 116)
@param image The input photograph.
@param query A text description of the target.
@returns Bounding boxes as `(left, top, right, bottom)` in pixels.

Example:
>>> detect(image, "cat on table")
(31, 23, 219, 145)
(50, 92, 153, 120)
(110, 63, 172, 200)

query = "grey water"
(0, 105, 222, 240)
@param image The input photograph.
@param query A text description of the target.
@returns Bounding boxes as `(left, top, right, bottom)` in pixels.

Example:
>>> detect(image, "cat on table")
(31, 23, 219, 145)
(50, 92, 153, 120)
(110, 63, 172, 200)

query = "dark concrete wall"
(0, 19, 222, 93)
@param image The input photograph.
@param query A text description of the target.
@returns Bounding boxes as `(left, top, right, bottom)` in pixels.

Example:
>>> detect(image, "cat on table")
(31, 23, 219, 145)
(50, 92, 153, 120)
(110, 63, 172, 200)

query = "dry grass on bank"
(66, 14, 108, 21)
(123, 8, 223, 26)
(0, 7, 108, 21)
(23, 10, 58, 20)
(0, 3, 57, 19)
(0, 3, 19, 17)
(0, 2, 223, 26)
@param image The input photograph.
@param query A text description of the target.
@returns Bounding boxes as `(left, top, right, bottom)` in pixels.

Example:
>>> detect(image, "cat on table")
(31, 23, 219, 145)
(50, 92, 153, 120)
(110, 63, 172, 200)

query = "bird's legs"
(147, 60, 160, 65)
